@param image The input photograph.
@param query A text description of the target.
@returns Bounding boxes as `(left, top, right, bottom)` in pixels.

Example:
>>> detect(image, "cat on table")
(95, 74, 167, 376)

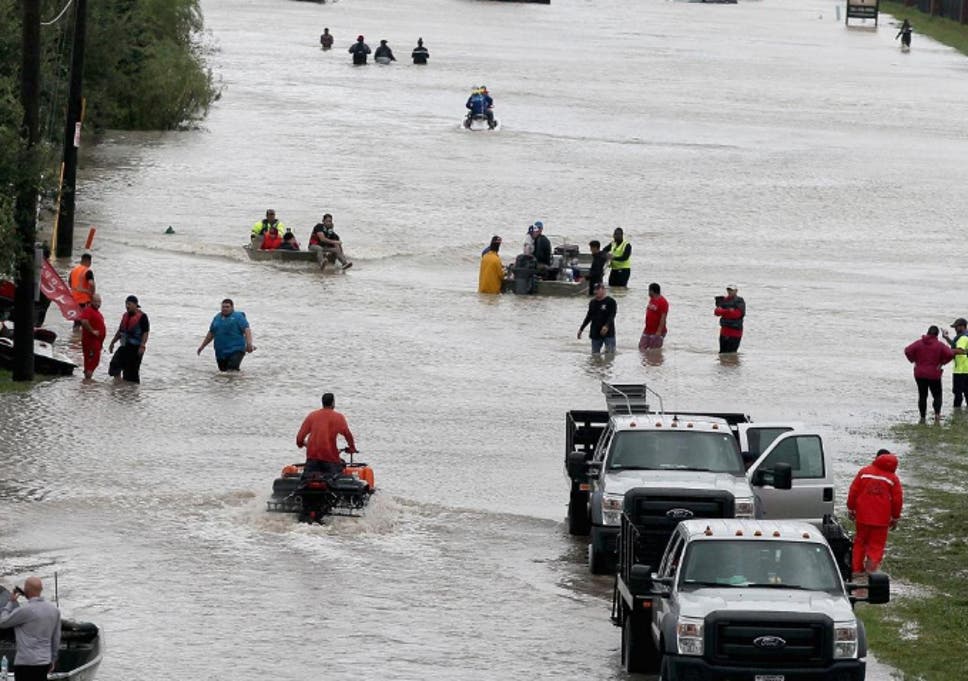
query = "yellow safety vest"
(610, 240, 631, 270)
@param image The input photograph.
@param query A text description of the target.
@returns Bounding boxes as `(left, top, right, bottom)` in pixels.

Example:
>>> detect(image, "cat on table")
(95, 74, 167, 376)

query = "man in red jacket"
(847, 449, 903, 579)
(904, 325, 956, 423)
(296, 392, 357, 477)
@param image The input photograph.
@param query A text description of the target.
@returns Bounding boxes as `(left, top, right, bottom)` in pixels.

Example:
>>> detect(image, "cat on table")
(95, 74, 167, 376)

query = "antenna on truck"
(601, 382, 664, 416)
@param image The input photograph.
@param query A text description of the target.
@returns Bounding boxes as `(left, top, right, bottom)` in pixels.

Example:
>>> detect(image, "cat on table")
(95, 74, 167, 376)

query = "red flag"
(40, 260, 81, 321)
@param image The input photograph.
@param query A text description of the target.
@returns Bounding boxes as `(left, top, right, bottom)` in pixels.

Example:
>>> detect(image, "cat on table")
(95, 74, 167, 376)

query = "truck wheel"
(568, 491, 590, 535)
(588, 543, 614, 575)
(622, 610, 658, 673)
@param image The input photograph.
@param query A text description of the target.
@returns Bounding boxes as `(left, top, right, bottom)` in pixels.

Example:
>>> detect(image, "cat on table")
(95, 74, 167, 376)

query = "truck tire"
(622, 610, 658, 673)
(588, 543, 614, 575)
(568, 491, 590, 535)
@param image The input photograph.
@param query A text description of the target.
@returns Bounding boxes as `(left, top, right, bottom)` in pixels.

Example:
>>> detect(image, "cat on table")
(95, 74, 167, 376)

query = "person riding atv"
(465, 86, 496, 130)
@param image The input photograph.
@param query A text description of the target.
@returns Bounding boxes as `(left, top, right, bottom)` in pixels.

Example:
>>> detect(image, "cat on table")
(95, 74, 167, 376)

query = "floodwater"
(7, 0, 968, 677)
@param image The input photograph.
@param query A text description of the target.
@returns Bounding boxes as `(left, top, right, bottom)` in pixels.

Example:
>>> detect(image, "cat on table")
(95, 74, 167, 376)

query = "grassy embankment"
(855, 416, 968, 680)
(0, 367, 35, 392)
(881, 1, 968, 56)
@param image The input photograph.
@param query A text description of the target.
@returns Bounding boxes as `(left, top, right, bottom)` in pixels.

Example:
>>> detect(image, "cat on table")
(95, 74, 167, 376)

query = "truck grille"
(625, 490, 734, 568)
(707, 612, 831, 668)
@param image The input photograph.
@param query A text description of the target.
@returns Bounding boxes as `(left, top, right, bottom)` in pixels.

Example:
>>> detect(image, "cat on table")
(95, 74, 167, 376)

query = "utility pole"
(13, 0, 41, 381)
(55, 0, 87, 259)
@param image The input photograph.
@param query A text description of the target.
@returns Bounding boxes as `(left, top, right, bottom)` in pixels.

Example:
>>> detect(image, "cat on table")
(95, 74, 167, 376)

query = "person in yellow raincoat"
(478, 236, 505, 294)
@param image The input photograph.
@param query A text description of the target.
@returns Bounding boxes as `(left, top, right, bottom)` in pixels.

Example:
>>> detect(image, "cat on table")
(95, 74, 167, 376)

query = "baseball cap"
(533, 221, 543, 230)
(726, 284, 738, 291)
(592, 282, 605, 291)
(125, 295, 140, 306)
(951, 318, 967, 327)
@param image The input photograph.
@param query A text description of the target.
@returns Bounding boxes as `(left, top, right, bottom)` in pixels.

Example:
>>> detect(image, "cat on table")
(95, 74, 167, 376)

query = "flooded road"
(1, 0, 961, 677)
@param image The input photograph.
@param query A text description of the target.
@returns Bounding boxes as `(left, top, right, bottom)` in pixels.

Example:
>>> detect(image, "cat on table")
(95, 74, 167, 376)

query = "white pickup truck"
(565, 383, 851, 576)
(614, 517, 889, 678)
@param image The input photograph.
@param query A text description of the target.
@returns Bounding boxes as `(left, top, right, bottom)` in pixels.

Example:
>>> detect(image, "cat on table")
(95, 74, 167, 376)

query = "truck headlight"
(734, 498, 755, 518)
(676, 617, 704, 656)
(833, 622, 858, 659)
(602, 493, 624, 526)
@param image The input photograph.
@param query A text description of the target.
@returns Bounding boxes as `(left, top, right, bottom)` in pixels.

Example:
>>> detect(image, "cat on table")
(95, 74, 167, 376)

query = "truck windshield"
(679, 540, 842, 593)
(607, 431, 743, 474)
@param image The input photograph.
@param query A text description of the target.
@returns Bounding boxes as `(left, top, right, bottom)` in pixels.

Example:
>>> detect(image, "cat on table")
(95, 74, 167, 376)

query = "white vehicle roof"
(611, 414, 732, 432)
(678, 519, 829, 546)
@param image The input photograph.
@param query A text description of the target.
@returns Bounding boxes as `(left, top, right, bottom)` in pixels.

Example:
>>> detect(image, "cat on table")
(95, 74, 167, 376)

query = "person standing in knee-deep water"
(904, 325, 957, 423)
(76, 293, 106, 380)
(108, 295, 150, 383)
(586, 240, 607, 296)
(603, 228, 631, 287)
(578, 283, 617, 354)
(411, 38, 429, 65)
(847, 449, 903, 580)
(941, 317, 968, 408)
(349, 35, 371, 65)
(714, 284, 745, 353)
(197, 298, 256, 371)
(0, 576, 61, 681)
(639, 282, 668, 350)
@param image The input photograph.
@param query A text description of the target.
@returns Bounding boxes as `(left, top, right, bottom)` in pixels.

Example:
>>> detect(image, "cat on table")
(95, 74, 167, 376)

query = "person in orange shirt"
(68, 253, 95, 326)
(296, 392, 357, 477)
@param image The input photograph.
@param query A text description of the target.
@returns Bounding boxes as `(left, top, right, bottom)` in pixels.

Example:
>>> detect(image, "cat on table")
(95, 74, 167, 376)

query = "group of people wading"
(331, 33, 429, 65)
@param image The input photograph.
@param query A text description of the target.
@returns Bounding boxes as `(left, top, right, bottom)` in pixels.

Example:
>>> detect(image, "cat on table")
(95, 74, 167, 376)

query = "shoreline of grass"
(855, 416, 968, 680)
(881, 1, 968, 57)
(0, 368, 34, 393)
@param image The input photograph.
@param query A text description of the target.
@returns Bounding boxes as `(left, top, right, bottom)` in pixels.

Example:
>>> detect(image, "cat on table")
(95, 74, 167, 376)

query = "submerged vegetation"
(0, 0, 219, 276)
(855, 415, 968, 681)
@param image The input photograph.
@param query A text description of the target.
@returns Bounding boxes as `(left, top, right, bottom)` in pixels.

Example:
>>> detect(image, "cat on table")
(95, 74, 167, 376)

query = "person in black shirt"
(578, 283, 617, 354)
(586, 240, 607, 295)
(308, 214, 352, 269)
(411, 38, 429, 65)
(531, 222, 557, 280)
(374, 40, 396, 63)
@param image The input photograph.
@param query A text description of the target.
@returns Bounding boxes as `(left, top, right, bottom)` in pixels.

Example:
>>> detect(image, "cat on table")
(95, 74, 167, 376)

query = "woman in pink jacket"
(904, 325, 955, 423)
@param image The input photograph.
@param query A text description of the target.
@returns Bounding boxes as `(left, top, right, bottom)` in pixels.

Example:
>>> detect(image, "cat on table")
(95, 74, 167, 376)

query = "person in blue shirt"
(465, 86, 496, 129)
(197, 298, 256, 371)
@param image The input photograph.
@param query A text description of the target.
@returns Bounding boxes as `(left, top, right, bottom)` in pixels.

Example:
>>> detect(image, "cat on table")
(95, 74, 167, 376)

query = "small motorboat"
(0, 587, 103, 681)
(266, 456, 375, 523)
(242, 243, 342, 273)
(462, 112, 500, 131)
(0, 322, 77, 376)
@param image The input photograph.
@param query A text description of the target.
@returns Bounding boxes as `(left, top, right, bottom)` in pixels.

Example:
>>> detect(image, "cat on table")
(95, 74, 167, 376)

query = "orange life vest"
(69, 265, 93, 304)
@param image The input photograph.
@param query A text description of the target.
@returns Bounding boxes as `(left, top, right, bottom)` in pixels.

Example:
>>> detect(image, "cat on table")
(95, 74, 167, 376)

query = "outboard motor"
(513, 254, 537, 294)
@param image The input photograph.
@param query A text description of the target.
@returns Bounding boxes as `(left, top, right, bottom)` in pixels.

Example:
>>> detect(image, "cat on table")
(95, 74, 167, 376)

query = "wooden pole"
(55, 0, 88, 259)
(13, 0, 41, 381)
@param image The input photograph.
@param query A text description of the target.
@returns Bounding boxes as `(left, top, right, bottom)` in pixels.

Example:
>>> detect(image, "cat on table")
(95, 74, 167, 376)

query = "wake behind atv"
(267, 458, 375, 524)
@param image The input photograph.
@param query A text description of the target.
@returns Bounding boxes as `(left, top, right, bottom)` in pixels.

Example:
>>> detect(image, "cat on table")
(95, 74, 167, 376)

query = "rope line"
(41, 0, 74, 26)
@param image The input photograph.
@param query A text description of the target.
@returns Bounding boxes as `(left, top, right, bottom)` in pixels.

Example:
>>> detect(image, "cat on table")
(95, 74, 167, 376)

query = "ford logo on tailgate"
(753, 635, 787, 650)
(665, 508, 694, 520)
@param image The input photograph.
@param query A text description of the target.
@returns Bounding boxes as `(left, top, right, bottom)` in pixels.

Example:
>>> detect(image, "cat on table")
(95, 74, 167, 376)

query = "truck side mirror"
(751, 463, 793, 490)
(772, 462, 793, 490)
(865, 572, 891, 604)
(629, 564, 653, 592)
(566, 451, 589, 478)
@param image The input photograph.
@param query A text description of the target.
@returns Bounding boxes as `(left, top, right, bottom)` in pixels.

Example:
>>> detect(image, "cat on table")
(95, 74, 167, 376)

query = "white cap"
(726, 284, 738, 291)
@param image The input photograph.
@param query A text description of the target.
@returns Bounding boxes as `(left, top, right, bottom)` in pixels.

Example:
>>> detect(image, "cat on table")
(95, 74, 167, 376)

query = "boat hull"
(242, 244, 338, 271)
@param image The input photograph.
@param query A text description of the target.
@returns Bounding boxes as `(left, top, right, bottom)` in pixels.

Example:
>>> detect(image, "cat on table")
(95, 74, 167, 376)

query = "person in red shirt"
(296, 392, 357, 477)
(76, 293, 106, 379)
(714, 284, 745, 353)
(639, 282, 669, 350)
(846, 449, 904, 578)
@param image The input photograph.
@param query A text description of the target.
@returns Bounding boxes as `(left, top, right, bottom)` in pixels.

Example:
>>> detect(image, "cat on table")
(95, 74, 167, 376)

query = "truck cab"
(615, 518, 889, 678)
(566, 383, 844, 576)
